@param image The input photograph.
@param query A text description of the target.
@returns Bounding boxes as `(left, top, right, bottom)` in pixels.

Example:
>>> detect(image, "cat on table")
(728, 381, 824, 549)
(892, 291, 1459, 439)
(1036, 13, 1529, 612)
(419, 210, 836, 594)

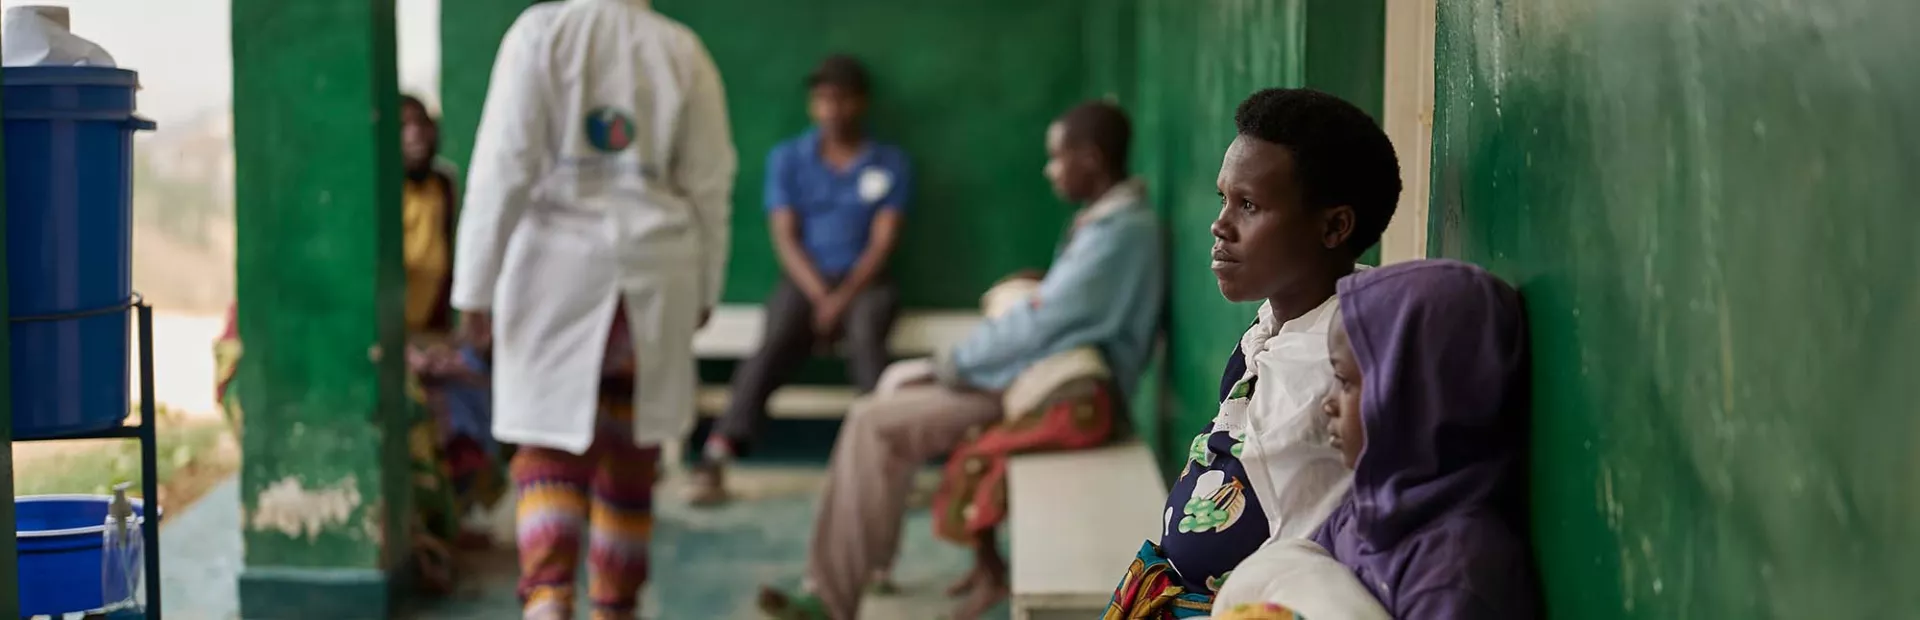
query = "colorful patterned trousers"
(511, 399, 658, 620)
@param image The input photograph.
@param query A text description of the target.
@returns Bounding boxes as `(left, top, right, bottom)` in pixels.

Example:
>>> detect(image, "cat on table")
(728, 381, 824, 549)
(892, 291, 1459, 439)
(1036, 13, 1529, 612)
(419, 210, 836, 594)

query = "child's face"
(1323, 312, 1366, 469)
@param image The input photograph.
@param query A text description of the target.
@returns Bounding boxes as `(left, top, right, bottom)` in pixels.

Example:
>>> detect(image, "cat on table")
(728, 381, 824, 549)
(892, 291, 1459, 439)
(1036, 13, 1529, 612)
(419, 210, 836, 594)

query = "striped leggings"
(511, 400, 658, 620)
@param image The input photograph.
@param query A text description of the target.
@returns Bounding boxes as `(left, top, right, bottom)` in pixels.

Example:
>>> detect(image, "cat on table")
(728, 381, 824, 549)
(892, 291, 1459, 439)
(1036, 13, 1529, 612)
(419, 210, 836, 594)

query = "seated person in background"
(216, 95, 499, 594)
(695, 54, 912, 504)
(921, 268, 1136, 618)
(1313, 259, 1540, 619)
(758, 100, 1164, 620)
(1104, 88, 1400, 619)
(397, 95, 509, 558)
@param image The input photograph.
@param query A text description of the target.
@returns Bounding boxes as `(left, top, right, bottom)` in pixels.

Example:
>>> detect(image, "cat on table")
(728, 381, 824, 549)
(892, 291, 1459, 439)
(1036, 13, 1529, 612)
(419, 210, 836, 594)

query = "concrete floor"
(159, 465, 1007, 619)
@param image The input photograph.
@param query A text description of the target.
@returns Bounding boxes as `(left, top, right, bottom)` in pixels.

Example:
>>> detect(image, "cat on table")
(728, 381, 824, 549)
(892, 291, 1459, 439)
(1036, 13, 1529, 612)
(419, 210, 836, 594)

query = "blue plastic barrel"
(2, 67, 154, 439)
(14, 494, 155, 616)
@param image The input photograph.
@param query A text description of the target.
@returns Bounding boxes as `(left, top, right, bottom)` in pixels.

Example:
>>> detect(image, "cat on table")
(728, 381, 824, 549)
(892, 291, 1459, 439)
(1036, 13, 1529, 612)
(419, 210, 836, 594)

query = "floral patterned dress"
(1107, 297, 1351, 619)
(1158, 363, 1275, 596)
(1105, 343, 1265, 618)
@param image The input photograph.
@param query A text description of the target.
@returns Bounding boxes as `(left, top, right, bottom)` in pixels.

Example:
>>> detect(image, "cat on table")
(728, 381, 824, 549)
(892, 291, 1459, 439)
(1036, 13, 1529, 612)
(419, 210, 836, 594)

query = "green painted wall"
(1431, 0, 1920, 616)
(1131, 0, 1383, 470)
(440, 1, 1115, 308)
(440, 0, 540, 182)
(431, 0, 1386, 468)
(654, 0, 1101, 308)
(231, 0, 410, 613)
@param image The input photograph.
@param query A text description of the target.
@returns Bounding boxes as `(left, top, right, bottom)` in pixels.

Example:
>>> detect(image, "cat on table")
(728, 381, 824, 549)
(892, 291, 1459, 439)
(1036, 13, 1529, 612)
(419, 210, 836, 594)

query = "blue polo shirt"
(764, 130, 913, 278)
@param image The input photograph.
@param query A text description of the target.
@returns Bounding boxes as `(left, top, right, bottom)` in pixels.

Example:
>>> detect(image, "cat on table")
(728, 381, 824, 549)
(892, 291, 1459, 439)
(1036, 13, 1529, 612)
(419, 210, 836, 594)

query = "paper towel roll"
(3, 6, 116, 67)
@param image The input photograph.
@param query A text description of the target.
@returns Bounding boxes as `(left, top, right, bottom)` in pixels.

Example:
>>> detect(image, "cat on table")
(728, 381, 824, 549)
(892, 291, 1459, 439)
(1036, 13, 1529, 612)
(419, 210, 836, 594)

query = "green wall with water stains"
(1431, 0, 1920, 615)
(434, 0, 1385, 469)
(232, 0, 412, 615)
(445, 0, 1131, 309)
(439, 0, 539, 185)
(1131, 0, 1383, 470)
(653, 0, 1113, 308)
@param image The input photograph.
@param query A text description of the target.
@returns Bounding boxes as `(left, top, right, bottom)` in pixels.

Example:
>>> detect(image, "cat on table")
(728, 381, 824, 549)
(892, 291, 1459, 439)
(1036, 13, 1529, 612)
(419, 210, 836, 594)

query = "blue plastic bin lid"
(1, 65, 140, 88)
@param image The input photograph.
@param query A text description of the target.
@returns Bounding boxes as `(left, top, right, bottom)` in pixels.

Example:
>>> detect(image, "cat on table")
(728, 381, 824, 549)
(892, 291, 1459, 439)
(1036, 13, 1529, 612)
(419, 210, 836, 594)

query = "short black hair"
(400, 94, 431, 120)
(807, 54, 870, 96)
(1057, 100, 1132, 177)
(1234, 88, 1401, 255)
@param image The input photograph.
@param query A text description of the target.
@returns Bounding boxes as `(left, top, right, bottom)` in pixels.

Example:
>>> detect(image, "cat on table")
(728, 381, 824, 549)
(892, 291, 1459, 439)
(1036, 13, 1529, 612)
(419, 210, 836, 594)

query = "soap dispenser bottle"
(101, 482, 143, 613)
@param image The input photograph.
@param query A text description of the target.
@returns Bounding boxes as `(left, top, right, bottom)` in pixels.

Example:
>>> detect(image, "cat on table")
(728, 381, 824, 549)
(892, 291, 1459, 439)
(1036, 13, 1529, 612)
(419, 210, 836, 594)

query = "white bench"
(689, 304, 981, 418)
(1008, 441, 1169, 620)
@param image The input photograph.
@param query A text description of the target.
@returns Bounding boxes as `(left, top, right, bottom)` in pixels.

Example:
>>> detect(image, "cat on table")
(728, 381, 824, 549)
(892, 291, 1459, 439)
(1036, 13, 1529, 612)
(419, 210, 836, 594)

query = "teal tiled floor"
(160, 466, 1007, 619)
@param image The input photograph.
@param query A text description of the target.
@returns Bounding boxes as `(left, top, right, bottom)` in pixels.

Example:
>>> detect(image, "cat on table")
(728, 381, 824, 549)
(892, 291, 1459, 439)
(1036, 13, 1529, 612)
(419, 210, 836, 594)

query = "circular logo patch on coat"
(584, 107, 636, 152)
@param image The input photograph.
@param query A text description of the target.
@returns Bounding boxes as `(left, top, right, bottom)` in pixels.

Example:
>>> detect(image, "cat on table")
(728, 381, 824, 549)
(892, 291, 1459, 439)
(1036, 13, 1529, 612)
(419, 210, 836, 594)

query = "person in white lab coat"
(449, 0, 736, 617)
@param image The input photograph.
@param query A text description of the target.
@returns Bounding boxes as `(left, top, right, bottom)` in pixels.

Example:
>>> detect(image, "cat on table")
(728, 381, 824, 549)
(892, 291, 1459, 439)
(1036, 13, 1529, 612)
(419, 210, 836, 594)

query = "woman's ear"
(1322, 204, 1357, 250)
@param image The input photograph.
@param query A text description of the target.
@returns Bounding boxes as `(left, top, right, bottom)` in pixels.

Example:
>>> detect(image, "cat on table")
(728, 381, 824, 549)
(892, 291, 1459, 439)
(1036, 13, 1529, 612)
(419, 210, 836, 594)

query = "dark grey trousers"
(715, 277, 898, 452)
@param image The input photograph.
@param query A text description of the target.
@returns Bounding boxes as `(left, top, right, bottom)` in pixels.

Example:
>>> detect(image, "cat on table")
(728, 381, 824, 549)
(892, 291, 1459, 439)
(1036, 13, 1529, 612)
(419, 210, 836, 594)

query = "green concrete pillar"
(440, 0, 542, 179)
(231, 0, 409, 617)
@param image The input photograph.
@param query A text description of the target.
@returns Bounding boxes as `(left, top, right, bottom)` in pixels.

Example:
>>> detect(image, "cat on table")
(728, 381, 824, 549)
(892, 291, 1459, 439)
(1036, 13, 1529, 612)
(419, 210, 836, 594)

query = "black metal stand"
(11, 295, 162, 619)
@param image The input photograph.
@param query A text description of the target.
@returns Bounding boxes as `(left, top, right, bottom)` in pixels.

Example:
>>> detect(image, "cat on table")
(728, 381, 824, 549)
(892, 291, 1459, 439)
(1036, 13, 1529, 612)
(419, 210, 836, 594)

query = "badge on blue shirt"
(858, 166, 893, 204)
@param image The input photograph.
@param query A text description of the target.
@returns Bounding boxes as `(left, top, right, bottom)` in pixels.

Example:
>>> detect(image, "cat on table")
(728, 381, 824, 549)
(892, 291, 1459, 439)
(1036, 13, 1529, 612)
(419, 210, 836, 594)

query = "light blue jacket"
(937, 185, 1165, 400)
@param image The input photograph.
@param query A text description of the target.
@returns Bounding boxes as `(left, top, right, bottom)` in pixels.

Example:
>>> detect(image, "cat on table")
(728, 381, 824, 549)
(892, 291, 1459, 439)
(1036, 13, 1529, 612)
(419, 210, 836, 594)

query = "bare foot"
(412, 534, 455, 596)
(945, 568, 983, 598)
(949, 578, 1010, 620)
(686, 461, 730, 507)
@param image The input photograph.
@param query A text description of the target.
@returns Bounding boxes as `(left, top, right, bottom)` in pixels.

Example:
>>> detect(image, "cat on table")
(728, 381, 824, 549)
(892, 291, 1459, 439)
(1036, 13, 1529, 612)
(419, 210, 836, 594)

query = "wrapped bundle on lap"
(931, 278, 1123, 543)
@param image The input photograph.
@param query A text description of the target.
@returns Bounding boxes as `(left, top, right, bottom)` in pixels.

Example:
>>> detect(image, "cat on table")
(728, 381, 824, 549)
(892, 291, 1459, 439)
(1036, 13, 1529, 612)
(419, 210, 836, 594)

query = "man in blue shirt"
(694, 55, 913, 504)
(756, 101, 1166, 620)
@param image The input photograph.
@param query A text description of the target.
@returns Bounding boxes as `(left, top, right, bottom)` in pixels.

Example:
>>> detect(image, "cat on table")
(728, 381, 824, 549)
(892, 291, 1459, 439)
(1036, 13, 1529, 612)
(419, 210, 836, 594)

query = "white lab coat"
(451, 0, 736, 454)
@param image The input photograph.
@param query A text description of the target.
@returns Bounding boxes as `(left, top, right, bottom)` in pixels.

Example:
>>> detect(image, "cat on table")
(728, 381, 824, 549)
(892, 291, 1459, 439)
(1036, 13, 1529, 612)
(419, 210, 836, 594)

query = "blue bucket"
(14, 494, 156, 616)
(2, 67, 153, 440)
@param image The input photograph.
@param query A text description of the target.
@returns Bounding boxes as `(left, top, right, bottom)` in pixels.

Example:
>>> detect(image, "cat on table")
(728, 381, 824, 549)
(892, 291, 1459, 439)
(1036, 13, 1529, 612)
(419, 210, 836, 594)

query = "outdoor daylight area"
(3, 0, 1917, 619)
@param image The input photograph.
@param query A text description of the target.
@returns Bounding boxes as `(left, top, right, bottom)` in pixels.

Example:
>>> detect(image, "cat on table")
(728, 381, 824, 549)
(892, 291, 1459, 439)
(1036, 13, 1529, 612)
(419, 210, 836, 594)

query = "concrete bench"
(1008, 441, 1168, 620)
(689, 304, 981, 417)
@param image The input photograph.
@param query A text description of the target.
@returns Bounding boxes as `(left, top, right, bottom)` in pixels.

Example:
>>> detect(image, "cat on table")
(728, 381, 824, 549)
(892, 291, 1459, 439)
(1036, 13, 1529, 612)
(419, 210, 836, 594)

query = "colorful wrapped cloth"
(407, 340, 505, 532)
(1102, 541, 1214, 619)
(929, 378, 1116, 543)
(929, 278, 1123, 543)
(213, 304, 244, 435)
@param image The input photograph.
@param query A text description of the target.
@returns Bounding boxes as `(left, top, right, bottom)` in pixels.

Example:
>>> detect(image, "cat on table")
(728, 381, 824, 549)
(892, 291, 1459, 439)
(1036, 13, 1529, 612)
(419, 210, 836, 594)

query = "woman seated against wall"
(213, 94, 503, 594)
(1103, 88, 1401, 619)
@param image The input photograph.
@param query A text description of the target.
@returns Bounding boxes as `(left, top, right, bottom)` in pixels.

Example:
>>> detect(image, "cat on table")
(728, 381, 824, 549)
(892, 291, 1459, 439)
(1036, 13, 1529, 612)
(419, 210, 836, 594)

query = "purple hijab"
(1312, 259, 1539, 619)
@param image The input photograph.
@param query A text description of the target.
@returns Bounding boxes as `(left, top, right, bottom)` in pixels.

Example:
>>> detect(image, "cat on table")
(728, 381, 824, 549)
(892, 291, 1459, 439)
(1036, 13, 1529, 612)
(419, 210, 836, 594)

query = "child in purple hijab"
(1315, 259, 1540, 619)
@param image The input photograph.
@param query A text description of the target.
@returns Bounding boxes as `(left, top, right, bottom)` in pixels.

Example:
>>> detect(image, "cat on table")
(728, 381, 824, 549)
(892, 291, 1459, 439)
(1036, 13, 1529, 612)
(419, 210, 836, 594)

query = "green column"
(231, 0, 409, 617)
(440, 0, 540, 180)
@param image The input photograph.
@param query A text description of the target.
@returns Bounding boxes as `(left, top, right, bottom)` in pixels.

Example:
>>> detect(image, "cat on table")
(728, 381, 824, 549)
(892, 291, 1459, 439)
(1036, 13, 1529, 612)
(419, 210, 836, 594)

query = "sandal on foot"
(756, 586, 831, 620)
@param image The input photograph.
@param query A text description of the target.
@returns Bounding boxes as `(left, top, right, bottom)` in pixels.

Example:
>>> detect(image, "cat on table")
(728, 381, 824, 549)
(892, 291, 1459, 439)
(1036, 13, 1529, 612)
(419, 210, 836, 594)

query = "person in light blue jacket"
(757, 101, 1165, 620)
